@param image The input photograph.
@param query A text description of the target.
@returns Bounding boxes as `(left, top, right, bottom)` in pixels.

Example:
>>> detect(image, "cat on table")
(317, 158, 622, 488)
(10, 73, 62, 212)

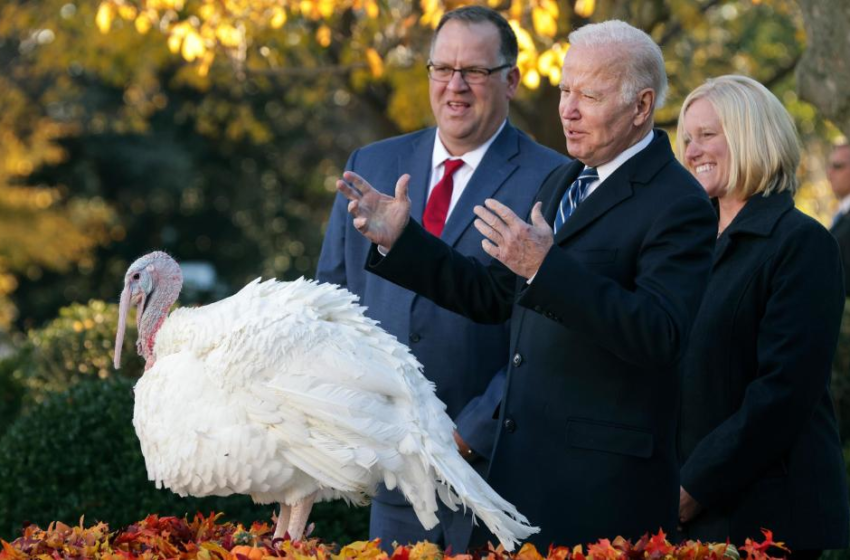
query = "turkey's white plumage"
(123, 265, 537, 550)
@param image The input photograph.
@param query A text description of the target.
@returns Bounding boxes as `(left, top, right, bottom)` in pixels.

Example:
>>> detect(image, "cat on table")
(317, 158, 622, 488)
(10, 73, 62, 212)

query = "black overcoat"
(678, 191, 850, 551)
(369, 131, 717, 547)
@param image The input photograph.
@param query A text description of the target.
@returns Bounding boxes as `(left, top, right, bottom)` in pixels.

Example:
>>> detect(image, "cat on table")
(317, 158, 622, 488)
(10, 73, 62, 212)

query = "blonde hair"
(676, 75, 800, 198)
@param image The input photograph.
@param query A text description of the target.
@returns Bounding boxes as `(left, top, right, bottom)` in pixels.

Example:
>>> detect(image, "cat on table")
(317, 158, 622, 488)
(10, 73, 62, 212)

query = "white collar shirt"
(583, 129, 654, 199)
(429, 120, 507, 219)
(527, 129, 654, 285)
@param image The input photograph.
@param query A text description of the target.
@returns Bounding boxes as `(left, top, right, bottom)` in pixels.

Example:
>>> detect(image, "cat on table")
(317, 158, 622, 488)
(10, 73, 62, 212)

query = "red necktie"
(423, 158, 464, 237)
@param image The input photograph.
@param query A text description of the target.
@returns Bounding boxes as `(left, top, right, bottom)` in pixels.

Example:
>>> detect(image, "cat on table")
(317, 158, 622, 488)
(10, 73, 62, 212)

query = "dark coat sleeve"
(681, 223, 846, 508)
(367, 218, 518, 324)
(518, 193, 717, 368)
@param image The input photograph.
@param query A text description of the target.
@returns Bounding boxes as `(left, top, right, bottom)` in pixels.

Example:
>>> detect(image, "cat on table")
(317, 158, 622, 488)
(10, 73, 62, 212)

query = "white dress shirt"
(584, 129, 654, 199)
(527, 129, 655, 284)
(429, 120, 507, 220)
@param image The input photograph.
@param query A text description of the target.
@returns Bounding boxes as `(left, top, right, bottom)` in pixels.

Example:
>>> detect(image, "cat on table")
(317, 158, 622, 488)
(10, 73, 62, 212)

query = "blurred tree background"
(0, 0, 848, 548)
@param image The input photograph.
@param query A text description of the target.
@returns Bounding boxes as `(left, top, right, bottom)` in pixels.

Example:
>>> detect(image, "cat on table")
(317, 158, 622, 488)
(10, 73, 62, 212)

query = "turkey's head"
(114, 251, 183, 370)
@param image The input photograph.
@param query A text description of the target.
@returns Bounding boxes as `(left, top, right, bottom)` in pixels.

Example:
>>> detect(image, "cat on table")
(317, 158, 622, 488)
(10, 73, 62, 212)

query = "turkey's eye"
(132, 273, 141, 280)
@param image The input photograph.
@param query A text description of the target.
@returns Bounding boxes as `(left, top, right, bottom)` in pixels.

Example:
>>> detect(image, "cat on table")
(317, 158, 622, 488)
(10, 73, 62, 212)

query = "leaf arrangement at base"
(0, 512, 790, 560)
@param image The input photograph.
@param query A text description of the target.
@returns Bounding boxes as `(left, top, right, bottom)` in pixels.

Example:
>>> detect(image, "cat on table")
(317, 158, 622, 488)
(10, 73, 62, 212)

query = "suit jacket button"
(409, 333, 421, 343)
(503, 418, 517, 433)
(512, 353, 522, 367)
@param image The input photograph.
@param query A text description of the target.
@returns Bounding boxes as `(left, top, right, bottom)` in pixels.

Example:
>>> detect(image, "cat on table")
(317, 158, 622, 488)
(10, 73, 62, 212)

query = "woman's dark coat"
(679, 190, 850, 550)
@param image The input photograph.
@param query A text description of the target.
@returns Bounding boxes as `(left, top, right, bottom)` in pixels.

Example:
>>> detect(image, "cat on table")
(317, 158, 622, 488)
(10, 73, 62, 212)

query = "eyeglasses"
(426, 62, 512, 84)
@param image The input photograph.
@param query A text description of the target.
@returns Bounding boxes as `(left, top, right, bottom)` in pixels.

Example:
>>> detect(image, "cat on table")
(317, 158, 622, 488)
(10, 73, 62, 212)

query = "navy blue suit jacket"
(367, 131, 717, 546)
(316, 122, 567, 505)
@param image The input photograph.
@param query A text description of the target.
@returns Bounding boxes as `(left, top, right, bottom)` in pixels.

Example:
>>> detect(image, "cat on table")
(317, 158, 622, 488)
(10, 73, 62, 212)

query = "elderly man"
(828, 142, 850, 296)
(317, 5, 566, 551)
(338, 20, 716, 547)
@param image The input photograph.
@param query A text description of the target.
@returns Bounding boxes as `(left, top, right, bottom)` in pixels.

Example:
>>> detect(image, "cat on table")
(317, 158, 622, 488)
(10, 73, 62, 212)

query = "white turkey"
(113, 251, 537, 550)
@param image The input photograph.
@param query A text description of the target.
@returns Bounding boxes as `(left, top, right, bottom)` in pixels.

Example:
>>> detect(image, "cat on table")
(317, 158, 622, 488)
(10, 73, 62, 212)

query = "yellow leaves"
(316, 25, 332, 47)
(216, 24, 243, 48)
(512, 17, 567, 89)
(182, 30, 206, 62)
(318, 0, 336, 19)
(364, 0, 380, 19)
(91, 0, 571, 90)
(532, 1, 559, 38)
(270, 8, 288, 29)
(135, 14, 153, 34)
(95, 3, 114, 34)
(365, 48, 384, 78)
(408, 542, 442, 560)
(511, 19, 536, 52)
(1, 186, 60, 211)
(420, 0, 444, 28)
(333, 540, 386, 560)
(574, 0, 596, 19)
(118, 5, 138, 21)
(538, 42, 568, 85)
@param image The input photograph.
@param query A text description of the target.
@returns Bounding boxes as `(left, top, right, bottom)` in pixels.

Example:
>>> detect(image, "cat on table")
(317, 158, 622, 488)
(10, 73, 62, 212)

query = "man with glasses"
(317, 5, 566, 552)
(828, 142, 850, 295)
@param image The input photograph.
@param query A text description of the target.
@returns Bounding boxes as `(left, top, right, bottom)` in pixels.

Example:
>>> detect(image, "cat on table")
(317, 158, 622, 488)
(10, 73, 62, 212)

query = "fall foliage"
(0, 0, 844, 332)
(0, 512, 792, 560)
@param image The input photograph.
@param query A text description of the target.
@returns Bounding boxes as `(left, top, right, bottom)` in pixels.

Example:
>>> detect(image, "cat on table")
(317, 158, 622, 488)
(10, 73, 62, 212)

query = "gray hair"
(569, 20, 668, 109)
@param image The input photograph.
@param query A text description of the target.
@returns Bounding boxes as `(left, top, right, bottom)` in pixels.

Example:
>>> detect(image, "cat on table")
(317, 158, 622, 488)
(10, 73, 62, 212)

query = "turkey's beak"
(114, 282, 132, 369)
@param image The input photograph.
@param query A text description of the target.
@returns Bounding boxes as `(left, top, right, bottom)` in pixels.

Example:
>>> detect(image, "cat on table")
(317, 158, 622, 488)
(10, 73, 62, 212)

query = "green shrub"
(0, 352, 25, 436)
(0, 376, 368, 543)
(12, 299, 145, 408)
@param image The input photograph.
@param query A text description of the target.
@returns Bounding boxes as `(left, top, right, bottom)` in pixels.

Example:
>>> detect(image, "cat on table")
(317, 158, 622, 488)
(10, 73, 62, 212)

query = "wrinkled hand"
(473, 200, 553, 279)
(337, 171, 411, 250)
(678, 486, 703, 525)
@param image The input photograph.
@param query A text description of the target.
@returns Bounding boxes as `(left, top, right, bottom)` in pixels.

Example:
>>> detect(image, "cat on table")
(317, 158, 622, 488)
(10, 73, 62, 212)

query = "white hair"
(569, 20, 668, 109)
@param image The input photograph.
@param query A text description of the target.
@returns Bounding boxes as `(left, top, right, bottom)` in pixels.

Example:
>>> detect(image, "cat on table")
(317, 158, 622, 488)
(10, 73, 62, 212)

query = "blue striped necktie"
(554, 166, 598, 234)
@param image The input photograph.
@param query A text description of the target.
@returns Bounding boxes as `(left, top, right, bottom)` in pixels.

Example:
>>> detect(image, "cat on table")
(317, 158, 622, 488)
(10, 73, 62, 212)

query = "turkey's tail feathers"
(397, 447, 539, 552)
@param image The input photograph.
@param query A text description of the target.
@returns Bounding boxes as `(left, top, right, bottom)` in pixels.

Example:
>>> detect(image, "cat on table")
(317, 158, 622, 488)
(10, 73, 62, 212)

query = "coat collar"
(713, 190, 794, 265)
(552, 128, 673, 244)
(403, 123, 521, 248)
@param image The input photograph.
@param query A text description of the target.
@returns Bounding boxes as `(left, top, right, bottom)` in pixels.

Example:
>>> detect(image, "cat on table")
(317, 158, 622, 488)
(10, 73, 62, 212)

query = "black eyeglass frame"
(425, 62, 513, 83)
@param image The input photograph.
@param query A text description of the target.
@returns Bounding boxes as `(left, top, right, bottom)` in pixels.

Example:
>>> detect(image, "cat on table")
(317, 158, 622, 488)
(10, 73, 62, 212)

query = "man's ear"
(506, 66, 521, 99)
(633, 88, 656, 127)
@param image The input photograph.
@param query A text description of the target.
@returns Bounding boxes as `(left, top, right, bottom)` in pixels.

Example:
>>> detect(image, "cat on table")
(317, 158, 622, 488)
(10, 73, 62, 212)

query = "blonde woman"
(675, 75, 849, 558)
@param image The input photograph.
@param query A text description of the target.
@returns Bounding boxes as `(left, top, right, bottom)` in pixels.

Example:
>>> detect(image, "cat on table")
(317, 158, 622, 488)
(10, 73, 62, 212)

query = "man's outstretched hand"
(337, 171, 411, 251)
(473, 200, 553, 279)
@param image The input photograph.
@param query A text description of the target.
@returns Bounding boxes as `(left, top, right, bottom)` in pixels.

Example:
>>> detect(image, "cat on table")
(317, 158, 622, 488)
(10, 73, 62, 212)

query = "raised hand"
(473, 200, 553, 279)
(337, 171, 411, 250)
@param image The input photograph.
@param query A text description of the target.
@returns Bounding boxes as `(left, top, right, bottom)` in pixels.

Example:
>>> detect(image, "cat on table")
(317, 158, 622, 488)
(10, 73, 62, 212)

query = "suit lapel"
(544, 161, 583, 226)
(402, 129, 437, 222)
(552, 130, 674, 245)
(441, 124, 520, 247)
(553, 169, 633, 244)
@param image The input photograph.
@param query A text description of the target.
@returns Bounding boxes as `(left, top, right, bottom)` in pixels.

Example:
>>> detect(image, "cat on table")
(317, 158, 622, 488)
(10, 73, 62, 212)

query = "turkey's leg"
(286, 492, 317, 541)
(273, 503, 292, 540)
